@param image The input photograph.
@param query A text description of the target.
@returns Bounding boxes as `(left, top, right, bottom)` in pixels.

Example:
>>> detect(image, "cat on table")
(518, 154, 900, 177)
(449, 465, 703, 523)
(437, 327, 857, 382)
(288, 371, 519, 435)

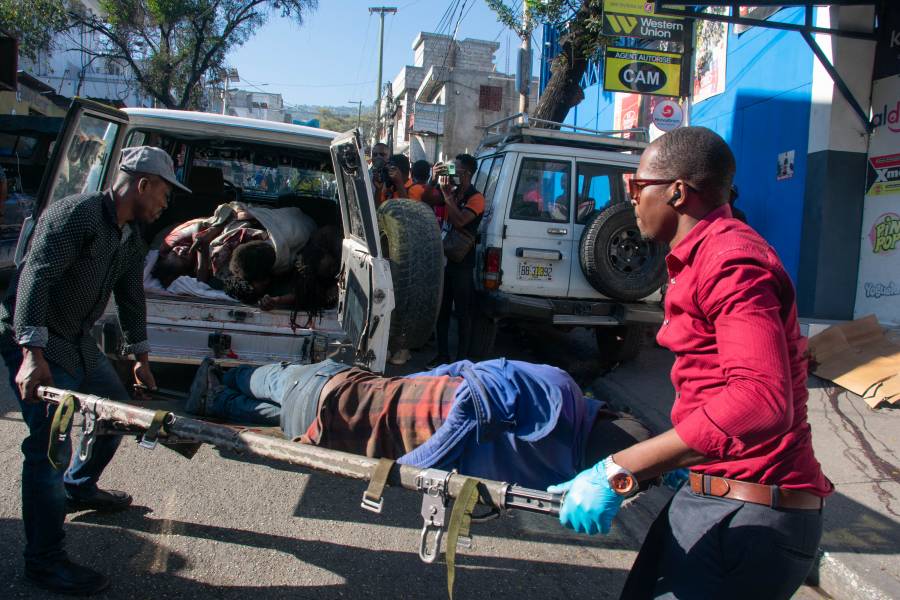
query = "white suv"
(15, 99, 443, 373)
(470, 115, 665, 362)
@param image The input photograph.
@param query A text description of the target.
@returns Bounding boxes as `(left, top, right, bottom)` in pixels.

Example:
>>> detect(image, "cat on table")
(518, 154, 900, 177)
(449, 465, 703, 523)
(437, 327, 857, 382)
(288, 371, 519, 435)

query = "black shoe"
(66, 488, 132, 513)
(186, 357, 223, 416)
(426, 354, 451, 370)
(25, 557, 109, 596)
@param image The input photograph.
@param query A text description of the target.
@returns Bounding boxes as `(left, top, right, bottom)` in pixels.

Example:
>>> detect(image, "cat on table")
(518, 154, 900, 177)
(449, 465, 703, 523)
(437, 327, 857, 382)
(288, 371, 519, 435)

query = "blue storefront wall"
(544, 8, 816, 283)
(691, 8, 814, 282)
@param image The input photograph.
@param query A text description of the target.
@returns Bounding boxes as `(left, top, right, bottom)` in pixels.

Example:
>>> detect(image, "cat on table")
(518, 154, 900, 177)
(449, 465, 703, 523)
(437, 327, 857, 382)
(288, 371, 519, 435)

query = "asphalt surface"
(0, 323, 674, 599)
(0, 319, 825, 599)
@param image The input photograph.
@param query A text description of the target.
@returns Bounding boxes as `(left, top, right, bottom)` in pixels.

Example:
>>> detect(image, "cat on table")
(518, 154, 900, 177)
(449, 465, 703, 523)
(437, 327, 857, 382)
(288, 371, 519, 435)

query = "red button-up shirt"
(658, 205, 832, 496)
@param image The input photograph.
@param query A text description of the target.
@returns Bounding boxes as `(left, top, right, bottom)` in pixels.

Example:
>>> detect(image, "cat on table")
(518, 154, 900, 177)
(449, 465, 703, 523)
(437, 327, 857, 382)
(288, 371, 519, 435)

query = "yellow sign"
(602, 1, 686, 42)
(603, 47, 683, 98)
(604, 0, 654, 16)
(606, 14, 639, 34)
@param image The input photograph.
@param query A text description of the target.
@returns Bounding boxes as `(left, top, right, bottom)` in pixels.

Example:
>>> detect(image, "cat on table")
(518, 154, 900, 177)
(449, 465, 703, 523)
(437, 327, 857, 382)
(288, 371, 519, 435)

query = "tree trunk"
(531, 1, 602, 127)
(532, 53, 589, 125)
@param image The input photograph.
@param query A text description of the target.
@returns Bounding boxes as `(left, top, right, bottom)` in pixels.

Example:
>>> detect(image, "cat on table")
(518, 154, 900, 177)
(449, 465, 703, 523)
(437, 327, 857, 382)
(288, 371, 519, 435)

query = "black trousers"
(621, 484, 823, 600)
(436, 262, 475, 360)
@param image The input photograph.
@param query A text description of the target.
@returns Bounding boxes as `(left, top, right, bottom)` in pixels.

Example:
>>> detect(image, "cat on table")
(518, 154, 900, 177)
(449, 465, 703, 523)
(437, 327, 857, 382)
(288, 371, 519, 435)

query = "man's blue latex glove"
(661, 467, 690, 491)
(547, 458, 623, 535)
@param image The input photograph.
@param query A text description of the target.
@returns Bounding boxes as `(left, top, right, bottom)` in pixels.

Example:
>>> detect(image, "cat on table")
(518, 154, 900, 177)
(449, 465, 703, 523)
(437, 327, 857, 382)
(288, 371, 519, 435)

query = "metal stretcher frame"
(37, 385, 564, 568)
(654, 1, 881, 132)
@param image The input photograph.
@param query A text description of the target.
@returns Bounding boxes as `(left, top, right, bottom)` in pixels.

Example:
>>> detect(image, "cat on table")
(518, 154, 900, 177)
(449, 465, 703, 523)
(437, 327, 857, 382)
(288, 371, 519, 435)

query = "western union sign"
(602, 0, 686, 44)
(603, 47, 683, 98)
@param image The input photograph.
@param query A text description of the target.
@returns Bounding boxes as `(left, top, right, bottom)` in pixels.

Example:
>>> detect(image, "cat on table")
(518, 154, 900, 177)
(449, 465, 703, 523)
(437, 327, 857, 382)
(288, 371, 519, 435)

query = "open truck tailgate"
(98, 295, 345, 366)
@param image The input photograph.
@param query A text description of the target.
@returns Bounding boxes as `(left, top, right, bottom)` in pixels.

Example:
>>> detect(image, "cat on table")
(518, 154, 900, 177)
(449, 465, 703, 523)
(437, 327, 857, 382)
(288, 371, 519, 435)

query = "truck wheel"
(467, 310, 498, 360)
(377, 200, 444, 352)
(579, 203, 666, 301)
(595, 324, 648, 364)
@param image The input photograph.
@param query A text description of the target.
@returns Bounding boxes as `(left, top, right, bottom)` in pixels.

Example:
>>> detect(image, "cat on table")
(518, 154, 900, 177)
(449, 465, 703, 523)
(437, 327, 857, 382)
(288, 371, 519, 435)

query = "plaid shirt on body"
(301, 369, 462, 459)
(0, 191, 150, 375)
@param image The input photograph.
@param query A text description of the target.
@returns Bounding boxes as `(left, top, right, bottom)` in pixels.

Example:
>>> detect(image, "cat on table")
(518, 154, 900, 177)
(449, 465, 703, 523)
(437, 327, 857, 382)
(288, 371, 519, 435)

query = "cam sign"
(603, 47, 683, 98)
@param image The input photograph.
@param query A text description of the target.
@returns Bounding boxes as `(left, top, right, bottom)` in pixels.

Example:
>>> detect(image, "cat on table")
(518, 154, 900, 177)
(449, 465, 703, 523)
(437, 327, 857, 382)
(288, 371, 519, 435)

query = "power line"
(242, 77, 376, 88)
(438, 0, 468, 72)
(435, 0, 460, 36)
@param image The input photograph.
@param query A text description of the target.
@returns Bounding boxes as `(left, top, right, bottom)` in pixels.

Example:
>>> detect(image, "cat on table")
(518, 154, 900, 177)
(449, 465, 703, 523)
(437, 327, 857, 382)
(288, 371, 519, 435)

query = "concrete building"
(542, 5, 900, 326)
(207, 89, 289, 123)
(2, 0, 151, 114)
(382, 32, 538, 162)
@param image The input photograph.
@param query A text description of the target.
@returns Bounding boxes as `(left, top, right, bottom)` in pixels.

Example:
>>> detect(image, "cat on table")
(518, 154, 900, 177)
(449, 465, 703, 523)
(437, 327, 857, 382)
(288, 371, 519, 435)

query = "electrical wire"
(435, 0, 460, 36)
(242, 77, 376, 88)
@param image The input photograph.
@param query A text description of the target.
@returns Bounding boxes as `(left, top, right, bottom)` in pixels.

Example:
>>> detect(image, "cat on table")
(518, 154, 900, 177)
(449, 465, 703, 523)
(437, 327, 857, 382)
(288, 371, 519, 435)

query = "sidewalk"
(590, 346, 900, 600)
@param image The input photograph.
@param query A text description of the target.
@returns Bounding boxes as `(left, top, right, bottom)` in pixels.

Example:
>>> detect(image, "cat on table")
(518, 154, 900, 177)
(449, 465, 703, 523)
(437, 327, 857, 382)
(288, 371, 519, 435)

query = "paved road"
(0, 322, 823, 599)
(0, 324, 666, 599)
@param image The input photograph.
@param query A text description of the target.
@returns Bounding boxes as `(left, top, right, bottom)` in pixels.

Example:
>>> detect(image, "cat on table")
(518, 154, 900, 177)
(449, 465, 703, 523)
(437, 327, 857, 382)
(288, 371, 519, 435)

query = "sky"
(227, 0, 542, 109)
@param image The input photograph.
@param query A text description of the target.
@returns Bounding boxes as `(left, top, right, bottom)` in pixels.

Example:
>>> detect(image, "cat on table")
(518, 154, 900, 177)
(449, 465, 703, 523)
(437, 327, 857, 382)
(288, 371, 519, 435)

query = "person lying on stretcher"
(183, 358, 652, 490)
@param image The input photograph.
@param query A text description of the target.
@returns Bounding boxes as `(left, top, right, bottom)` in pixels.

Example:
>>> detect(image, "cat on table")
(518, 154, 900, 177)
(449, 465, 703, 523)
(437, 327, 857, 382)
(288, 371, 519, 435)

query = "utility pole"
(369, 6, 397, 141)
(519, 3, 531, 115)
(222, 67, 239, 115)
(348, 99, 363, 129)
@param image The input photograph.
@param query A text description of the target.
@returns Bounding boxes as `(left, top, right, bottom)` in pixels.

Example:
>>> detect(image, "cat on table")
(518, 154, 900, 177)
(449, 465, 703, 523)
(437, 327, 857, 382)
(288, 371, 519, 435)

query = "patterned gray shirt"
(0, 191, 150, 375)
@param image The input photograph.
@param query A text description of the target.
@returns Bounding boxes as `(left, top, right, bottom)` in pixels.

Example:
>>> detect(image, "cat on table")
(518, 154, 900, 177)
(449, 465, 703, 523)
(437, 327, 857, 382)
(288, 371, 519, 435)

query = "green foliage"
(485, 0, 606, 60)
(485, 1, 609, 122)
(0, 0, 68, 60)
(70, 0, 317, 109)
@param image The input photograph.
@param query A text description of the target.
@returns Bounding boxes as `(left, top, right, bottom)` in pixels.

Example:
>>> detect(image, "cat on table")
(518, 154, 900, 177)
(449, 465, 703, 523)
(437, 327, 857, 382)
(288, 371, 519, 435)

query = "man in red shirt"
(548, 127, 831, 599)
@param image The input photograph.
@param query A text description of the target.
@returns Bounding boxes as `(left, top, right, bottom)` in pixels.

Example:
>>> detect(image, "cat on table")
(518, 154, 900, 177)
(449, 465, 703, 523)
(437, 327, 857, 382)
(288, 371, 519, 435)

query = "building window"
(479, 85, 502, 112)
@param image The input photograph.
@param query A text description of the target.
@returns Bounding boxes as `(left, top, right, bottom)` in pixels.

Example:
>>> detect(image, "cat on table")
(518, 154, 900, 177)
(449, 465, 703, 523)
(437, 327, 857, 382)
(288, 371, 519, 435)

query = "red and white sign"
(651, 100, 683, 131)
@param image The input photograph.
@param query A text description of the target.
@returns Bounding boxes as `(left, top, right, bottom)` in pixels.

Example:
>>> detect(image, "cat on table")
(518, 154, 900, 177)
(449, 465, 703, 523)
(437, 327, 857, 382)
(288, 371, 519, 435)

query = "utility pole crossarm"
(370, 6, 398, 143)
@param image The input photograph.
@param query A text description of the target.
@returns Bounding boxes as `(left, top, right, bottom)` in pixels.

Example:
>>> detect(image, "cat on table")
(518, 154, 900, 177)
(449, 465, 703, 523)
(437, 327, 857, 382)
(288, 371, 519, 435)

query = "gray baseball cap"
(119, 146, 192, 193)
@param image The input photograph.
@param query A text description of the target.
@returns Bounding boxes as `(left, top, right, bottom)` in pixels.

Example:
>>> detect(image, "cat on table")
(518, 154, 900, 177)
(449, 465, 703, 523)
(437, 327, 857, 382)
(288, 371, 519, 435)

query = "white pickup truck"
(14, 99, 443, 373)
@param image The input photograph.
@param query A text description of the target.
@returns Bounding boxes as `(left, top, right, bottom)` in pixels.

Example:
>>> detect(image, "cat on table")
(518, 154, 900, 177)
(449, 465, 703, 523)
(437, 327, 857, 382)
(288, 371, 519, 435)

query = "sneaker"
(389, 348, 412, 366)
(66, 488, 133, 513)
(25, 557, 109, 596)
(426, 354, 451, 370)
(186, 357, 222, 416)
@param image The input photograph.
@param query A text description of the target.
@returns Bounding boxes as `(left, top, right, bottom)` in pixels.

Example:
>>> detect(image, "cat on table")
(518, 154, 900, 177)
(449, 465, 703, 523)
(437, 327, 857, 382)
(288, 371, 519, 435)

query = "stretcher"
(38, 385, 565, 598)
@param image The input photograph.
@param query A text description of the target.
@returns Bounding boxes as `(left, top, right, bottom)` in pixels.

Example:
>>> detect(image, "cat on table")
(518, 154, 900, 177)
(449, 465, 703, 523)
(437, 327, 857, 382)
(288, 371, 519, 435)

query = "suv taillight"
(483, 246, 501, 290)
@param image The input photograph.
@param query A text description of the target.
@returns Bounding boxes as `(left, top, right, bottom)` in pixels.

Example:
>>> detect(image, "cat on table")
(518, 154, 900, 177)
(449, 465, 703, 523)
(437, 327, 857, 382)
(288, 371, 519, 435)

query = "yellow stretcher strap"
(446, 477, 479, 600)
(48, 393, 77, 470)
(362, 458, 395, 513)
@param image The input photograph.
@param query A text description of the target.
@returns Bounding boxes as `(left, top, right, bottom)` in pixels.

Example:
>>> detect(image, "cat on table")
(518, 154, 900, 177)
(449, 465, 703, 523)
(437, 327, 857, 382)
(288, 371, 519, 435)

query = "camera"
(371, 155, 392, 187)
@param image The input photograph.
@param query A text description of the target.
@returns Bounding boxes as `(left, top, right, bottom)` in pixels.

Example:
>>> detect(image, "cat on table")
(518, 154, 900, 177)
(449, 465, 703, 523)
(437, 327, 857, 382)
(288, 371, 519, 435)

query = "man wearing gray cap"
(0, 146, 189, 595)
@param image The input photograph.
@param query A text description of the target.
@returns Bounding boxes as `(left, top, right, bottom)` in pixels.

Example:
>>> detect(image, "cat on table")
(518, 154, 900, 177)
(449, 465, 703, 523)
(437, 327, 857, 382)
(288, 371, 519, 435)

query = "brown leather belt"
(689, 472, 823, 511)
(318, 368, 353, 405)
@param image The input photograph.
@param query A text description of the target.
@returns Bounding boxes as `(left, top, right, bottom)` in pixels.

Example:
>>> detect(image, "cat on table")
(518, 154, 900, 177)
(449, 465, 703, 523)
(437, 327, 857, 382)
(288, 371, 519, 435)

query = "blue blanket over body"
(398, 358, 601, 490)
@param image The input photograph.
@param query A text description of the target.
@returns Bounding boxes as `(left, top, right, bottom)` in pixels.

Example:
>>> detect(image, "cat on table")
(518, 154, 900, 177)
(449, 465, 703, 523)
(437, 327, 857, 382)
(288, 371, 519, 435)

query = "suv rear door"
(14, 98, 129, 267)
(499, 154, 574, 296)
(568, 160, 636, 298)
(331, 130, 394, 373)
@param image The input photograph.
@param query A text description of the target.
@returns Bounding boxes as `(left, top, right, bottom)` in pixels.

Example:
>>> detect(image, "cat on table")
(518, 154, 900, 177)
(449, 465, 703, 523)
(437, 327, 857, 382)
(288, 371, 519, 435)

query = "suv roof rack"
(477, 113, 648, 154)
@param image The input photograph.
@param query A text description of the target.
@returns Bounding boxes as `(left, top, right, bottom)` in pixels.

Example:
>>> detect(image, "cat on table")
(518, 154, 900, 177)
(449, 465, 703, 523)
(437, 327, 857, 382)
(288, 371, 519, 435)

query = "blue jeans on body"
(207, 360, 350, 439)
(206, 363, 287, 425)
(2, 348, 128, 566)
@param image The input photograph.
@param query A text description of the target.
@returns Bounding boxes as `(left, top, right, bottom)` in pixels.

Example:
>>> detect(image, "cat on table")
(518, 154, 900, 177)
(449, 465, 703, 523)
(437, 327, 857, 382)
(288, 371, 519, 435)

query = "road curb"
(590, 373, 896, 600)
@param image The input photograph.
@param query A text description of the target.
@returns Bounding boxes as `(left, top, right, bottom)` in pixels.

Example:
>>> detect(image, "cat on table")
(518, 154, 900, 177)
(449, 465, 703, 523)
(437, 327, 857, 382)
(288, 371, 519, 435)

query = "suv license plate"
(518, 261, 553, 281)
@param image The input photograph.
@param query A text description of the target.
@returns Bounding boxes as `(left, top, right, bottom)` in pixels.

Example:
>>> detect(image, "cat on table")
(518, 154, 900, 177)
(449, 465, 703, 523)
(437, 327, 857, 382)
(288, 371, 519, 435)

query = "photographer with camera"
(369, 142, 390, 205)
(383, 154, 411, 200)
(428, 154, 485, 368)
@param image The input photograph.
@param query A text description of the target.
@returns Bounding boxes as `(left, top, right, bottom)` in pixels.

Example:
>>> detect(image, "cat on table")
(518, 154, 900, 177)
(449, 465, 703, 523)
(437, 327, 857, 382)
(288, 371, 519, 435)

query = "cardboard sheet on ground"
(808, 315, 900, 408)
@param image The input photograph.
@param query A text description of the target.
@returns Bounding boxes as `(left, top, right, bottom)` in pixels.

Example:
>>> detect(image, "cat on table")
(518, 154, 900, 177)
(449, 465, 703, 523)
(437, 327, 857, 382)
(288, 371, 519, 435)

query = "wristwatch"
(604, 457, 639, 498)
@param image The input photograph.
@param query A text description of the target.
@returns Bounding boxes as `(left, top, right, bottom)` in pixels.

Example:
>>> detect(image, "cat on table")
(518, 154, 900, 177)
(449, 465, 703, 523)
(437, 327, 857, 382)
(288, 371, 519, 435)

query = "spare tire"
(579, 203, 666, 301)
(377, 199, 444, 351)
